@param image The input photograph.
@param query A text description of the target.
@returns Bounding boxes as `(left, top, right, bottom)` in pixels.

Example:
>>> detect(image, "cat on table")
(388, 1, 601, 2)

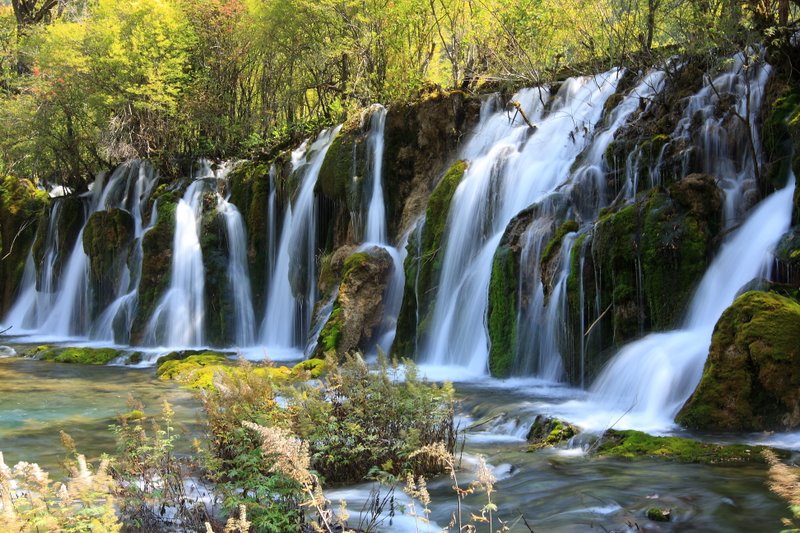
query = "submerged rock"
(677, 291, 800, 431)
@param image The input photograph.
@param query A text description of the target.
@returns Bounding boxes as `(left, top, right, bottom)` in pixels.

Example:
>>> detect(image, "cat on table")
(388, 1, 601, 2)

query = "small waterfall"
(219, 196, 256, 346)
(261, 126, 342, 349)
(146, 180, 207, 347)
(364, 105, 388, 244)
(421, 71, 622, 374)
(265, 164, 279, 294)
(589, 178, 795, 424)
(537, 233, 575, 379)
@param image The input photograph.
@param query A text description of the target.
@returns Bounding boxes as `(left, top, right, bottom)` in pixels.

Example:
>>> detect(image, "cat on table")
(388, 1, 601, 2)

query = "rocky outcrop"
(83, 208, 135, 316)
(200, 200, 232, 347)
(565, 174, 723, 384)
(677, 291, 800, 431)
(0, 176, 48, 315)
(314, 247, 394, 358)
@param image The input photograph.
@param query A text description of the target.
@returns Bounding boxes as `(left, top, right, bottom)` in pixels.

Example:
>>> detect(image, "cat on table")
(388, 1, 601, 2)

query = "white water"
(260, 126, 341, 348)
(219, 197, 257, 346)
(364, 105, 388, 244)
(421, 71, 622, 373)
(572, 177, 796, 430)
(146, 180, 207, 347)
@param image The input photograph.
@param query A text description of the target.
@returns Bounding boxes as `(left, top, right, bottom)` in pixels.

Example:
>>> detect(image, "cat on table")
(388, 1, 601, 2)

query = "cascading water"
(260, 127, 341, 349)
(586, 177, 795, 428)
(219, 195, 257, 346)
(146, 180, 207, 347)
(420, 71, 623, 374)
(364, 105, 388, 244)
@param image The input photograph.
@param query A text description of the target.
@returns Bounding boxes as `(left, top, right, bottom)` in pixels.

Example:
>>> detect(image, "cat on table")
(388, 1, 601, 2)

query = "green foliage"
(110, 399, 211, 531)
(200, 354, 455, 526)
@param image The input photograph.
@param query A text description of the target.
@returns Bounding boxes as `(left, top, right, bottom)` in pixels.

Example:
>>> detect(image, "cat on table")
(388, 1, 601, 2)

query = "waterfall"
(420, 71, 622, 374)
(364, 105, 388, 244)
(260, 126, 342, 349)
(219, 196, 256, 346)
(146, 180, 207, 347)
(589, 178, 795, 426)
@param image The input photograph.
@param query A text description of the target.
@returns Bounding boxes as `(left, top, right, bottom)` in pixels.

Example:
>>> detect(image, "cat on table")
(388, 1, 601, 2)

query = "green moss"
(527, 416, 578, 450)
(541, 220, 579, 272)
(318, 305, 343, 354)
(597, 429, 768, 464)
(156, 353, 230, 388)
(200, 206, 232, 346)
(763, 90, 800, 190)
(82, 208, 135, 317)
(646, 508, 671, 522)
(33, 347, 123, 365)
(487, 244, 518, 377)
(677, 291, 800, 431)
(290, 358, 327, 379)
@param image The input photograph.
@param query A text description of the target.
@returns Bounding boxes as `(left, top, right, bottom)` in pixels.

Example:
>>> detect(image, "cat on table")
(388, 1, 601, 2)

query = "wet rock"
(646, 507, 671, 522)
(314, 247, 394, 358)
(26, 345, 128, 365)
(31, 195, 85, 293)
(83, 208, 135, 317)
(677, 291, 800, 431)
(394, 161, 467, 359)
(526, 415, 578, 449)
(773, 227, 800, 289)
(0, 346, 16, 358)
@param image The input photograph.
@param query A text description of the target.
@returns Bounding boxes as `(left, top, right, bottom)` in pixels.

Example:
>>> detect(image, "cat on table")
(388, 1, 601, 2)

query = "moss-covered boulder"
(526, 416, 578, 450)
(130, 186, 182, 344)
(27, 345, 126, 365)
(314, 247, 394, 358)
(0, 176, 49, 316)
(393, 161, 467, 359)
(596, 429, 769, 464)
(82, 208, 135, 316)
(677, 291, 800, 431)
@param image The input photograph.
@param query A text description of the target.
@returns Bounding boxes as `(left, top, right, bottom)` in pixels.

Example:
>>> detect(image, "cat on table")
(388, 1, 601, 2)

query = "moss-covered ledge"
(595, 429, 772, 464)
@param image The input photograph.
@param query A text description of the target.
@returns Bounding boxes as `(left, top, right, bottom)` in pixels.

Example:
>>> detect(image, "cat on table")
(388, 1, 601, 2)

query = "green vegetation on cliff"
(597, 430, 769, 464)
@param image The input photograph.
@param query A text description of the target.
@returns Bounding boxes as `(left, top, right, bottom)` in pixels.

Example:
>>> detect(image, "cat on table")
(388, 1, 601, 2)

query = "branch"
(508, 101, 537, 130)
(0, 218, 35, 262)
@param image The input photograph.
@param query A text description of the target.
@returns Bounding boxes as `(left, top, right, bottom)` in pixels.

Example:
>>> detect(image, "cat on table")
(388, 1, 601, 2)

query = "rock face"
(31, 195, 85, 292)
(393, 160, 467, 358)
(566, 174, 723, 384)
(677, 291, 800, 431)
(314, 247, 394, 358)
(83, 208, 135, 316)
(0, 176, 48, 316)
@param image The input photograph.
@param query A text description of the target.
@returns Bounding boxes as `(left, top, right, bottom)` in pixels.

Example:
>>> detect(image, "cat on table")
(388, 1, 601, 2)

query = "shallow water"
(0, 357, 202, 472)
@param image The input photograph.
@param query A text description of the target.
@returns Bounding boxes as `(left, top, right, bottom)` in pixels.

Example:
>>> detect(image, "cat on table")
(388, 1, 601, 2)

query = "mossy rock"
(82, 208, 135, 317)
(677, 291, 800, 431)
(646, 508, 671, 522)
(773, 227, 800, 289)
(200, 206, 233, 347)
(487, 244, 518, 377)
(761, 88, 800, 193)
(156, 352, 230, 386)
(526, 416, 578, 450)
(0, 176, 49, 317)
(393, 161, 467, 358)
(31, 346, 125, 365)
(596, 429, 769, 464)
(313, 247, 394, 358)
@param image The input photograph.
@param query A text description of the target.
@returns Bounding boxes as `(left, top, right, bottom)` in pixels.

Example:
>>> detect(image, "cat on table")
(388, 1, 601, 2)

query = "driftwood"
(508, 100, 537, 130)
